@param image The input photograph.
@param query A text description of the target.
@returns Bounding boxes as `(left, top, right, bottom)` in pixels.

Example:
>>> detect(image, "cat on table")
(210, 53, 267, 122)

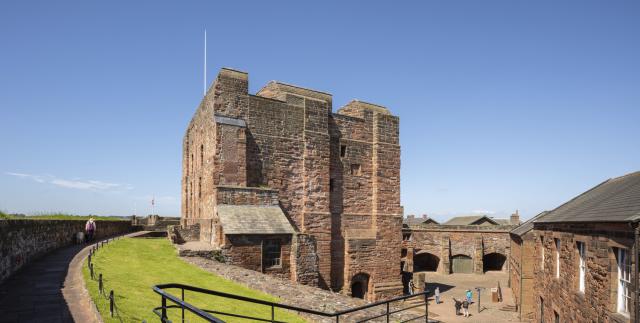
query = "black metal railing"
(87, 236, 124, 319)
(153, 283, 433, 323)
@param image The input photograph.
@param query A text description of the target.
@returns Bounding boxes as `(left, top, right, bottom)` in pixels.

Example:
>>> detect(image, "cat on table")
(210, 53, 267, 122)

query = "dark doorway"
(414, 252, 439, 272)
(483, 252, 507, 272)
(451, 255, 473, 273)
(351, 273, 369, 299)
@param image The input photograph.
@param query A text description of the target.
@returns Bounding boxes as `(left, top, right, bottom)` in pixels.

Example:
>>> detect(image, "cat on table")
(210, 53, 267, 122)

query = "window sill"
(610, 312, 630, 323)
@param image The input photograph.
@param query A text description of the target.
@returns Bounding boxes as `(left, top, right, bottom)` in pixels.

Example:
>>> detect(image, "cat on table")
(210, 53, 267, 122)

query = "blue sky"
(0, 1, 638, 221)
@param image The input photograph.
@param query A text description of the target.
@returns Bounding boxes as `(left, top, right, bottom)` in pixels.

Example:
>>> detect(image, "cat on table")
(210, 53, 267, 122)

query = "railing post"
(336, 315, 339, 323)
(161, 296, 167, 320)
(424, 291, 429, 323)
(99, 274, 103, 294)
(90, 263, 94, 280)
(182, 288, 185, 323)
(109, 290, 114, 317)
(386, 301, 390, 322)
(271, 304, 275, 322)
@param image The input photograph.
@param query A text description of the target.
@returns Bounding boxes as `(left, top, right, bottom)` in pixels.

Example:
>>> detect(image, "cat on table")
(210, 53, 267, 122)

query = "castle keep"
(181, 68, 403, 300)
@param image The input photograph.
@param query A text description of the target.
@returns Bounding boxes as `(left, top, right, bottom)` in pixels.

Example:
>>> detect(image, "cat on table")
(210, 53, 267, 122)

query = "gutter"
(519, 237, 523, 321)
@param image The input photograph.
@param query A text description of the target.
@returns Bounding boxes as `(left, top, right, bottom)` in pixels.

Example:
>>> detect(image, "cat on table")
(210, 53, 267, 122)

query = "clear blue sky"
(1, 1, 638, 221)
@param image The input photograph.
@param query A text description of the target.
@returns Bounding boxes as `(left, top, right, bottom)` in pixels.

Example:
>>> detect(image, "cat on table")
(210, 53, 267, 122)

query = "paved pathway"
(422, 272, 519, 322)
(183, 256, 438, 322)
(0, 243, 87, 323)
(0, 233, 143, 323)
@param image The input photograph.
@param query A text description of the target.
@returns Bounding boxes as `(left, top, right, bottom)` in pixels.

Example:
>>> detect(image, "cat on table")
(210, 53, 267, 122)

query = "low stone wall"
(0, 220, 134, 284)
(168, 223, 200, 244)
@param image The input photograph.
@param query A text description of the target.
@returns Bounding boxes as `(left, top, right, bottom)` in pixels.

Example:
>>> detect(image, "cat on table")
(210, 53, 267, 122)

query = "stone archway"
(413, 252, 439, 272)
(483, 252, 507, 272)
(351, 273, 370, 299)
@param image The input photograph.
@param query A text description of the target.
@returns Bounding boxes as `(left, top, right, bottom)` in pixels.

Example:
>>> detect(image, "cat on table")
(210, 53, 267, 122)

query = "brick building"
(401, 213, 520, 278)
(526, 171, 640, 322)
(181, 68, 403, 300)
(508, 211, 547, 321)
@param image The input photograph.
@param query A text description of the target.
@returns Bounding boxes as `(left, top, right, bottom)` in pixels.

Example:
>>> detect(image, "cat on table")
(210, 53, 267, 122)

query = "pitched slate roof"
(442, 215, 500, 226)
(535, 171, 640, 223)
(403, 216, 439, 226)
(511, 211, 548, 237)
(217, 205, 296, 235)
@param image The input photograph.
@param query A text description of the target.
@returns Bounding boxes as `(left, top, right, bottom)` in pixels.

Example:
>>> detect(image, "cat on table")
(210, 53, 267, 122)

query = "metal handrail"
(152, 283, 432, 322)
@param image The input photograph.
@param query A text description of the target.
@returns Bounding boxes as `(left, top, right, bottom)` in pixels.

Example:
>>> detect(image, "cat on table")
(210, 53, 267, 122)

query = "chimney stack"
(510, 210, 520, 225)
(422, 214, 428, 219)
(408, 214, 415, 219)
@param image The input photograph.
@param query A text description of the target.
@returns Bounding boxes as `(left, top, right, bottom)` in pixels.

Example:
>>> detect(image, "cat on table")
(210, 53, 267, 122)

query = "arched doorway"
(413, 252, 439, 272)
(483, 252, 507, 272)
(451, 254, 473, 273)
(351, 273, 370, 299)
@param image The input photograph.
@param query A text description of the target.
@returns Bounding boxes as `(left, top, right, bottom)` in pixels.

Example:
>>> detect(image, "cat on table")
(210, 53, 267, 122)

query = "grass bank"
(83, 237, 306, 323)
(0, 212, 125, 221)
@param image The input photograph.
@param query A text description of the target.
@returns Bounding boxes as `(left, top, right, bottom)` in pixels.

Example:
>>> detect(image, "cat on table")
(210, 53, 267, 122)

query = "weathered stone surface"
(181, 68, 403, 300)
(528, 222, 636, 323)
(182, 255, 428, 323)
(0, 220, 133, 284)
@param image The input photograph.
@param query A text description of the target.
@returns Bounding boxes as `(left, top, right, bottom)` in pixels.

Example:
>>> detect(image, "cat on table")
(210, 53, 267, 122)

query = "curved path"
(0, 233, 144, 323)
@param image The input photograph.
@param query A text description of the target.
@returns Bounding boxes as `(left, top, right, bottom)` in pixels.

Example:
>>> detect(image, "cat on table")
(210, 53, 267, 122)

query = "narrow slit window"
(330, 178, 335, 192)
(555, 238, 560, 279)
(340, 145, 347, 157)
(540, 236, 545, 270)
(351, 164, 361, 176)
(577, 241, 586, 292)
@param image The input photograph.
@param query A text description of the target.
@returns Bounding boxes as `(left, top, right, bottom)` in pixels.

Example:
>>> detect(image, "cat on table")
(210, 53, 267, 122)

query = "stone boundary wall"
(0, 220, 134, 284)
(168, 223, 200, 244)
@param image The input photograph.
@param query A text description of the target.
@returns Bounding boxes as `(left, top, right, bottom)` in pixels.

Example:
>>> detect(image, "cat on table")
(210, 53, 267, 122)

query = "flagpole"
(204, 29, 207, 96)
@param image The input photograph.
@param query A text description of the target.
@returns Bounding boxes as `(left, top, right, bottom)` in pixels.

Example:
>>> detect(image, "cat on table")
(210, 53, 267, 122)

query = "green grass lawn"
(82, 237, 306, 323)
(0, 212, 125, 221)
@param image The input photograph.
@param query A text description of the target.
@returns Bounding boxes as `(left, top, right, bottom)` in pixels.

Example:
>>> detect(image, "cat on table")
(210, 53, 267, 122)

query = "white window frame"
(617, 248, 631, 316)
(541, 236, 545, 270)
(555, 238, 560, 279)
(577, 241, 586, 293)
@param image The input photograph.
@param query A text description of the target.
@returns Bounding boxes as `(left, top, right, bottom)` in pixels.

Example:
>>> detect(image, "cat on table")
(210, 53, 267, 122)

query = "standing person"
(85, 218, 96, 242)
(408, 279, 415, 295)
(435, 287, 441, 304)
(466, 289, 473, 303)
(462, 299, 470, 317)
(452, 298, 461, 315)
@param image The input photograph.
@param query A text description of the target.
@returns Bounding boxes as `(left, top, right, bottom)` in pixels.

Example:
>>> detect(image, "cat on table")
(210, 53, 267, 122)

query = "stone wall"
(222, 234, 292, 280)
(403, 225, 513, 275)
(291, 234, 319, 286)
(169, 223, 200, 244)
(509, 232, 537, 321)
(182, 68, 404, 300)
(0, 220, 133, 284)
(532, 222, 635, 323)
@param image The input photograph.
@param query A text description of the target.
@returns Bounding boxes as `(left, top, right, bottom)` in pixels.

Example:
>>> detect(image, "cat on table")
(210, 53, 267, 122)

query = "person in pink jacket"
(85, 218, 96, 242)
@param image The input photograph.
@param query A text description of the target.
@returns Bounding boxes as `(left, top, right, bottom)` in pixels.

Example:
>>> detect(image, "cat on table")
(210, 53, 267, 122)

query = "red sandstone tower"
(182, 68, 403, 300)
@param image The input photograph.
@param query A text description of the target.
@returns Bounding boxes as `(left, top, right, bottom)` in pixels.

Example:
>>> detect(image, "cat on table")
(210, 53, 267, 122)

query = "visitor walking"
(85, 218, 96, 242)
(408, 279, 416, 295)
(435, 286, 441, 304)
(466, 289, 473, 303)
(462, 299, 470, 317)
(452, 297, 461, 315)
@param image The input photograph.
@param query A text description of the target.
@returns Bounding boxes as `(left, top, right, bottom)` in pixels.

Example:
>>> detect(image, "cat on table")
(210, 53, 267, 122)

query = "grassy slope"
(83, 238, 306, 323)
(0, 213, 125, 221)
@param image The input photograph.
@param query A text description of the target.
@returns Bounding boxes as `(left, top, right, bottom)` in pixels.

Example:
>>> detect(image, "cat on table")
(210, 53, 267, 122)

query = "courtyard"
(423, 272, 519, 322)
